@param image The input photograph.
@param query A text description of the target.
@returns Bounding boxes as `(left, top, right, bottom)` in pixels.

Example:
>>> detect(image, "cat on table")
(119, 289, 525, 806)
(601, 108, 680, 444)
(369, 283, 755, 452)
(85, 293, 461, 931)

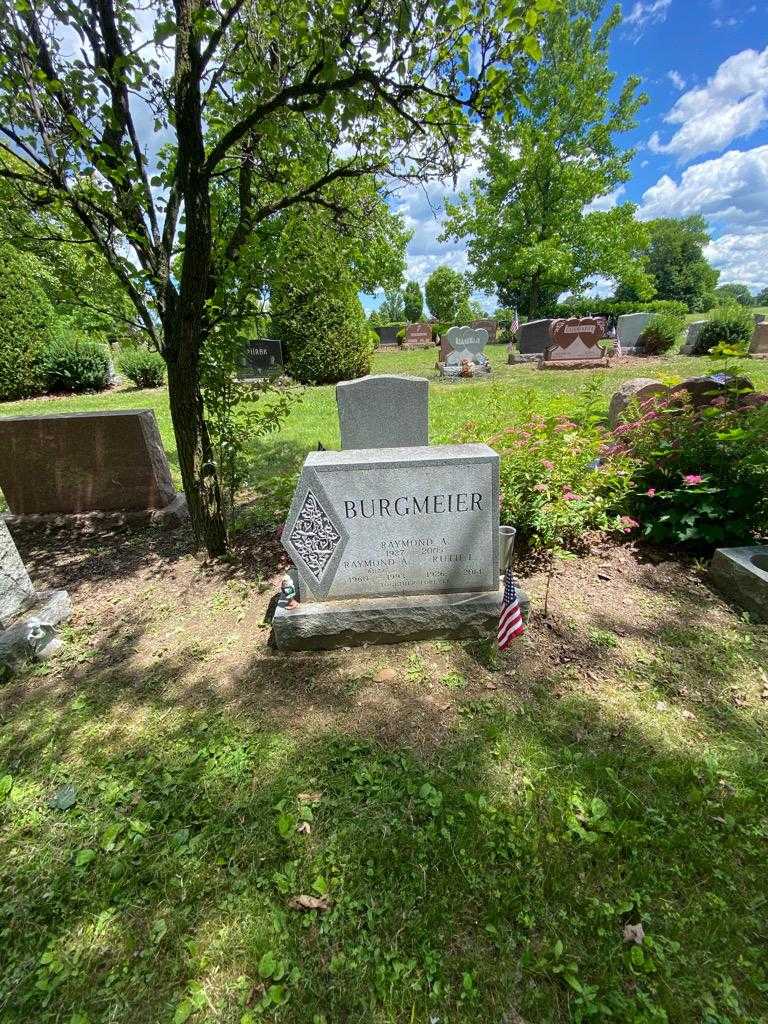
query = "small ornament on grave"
(459, 358, 474, 378)
(279, 575, 299, 609)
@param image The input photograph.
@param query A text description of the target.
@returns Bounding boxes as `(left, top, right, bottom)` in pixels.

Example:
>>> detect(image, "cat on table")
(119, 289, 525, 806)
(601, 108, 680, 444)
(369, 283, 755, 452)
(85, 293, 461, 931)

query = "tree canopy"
(403, 281, 424, 322)
(713, 283, 754, 308)
(424, 266, 471, 321)
(442, 0, 651, 317)
(624, 216, 720, 312)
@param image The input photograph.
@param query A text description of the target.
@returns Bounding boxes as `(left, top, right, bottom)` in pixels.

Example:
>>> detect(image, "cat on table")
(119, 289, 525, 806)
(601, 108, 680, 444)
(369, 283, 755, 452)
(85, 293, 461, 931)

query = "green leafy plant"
(639, 309, 686, 354)
(42, 338, 112, 394)
(118, 348, 166, 388)
(690, 306, 755, 356)
(605, 379, 768, 546)
(0, 244, 55, 401)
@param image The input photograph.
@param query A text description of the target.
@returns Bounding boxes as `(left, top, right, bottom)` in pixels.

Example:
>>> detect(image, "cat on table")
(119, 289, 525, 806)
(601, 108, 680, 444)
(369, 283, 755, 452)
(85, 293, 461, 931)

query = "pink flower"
(562, 488, 582, 501)
(613, 422, 638, 436)
(619, 516, 639, 532)
(682, 474, 704, 486)
(555, 421, 577, 432)
(533, 482, 548, 493)
(646, 488, 656, 497)
(542, 459, 555, 471)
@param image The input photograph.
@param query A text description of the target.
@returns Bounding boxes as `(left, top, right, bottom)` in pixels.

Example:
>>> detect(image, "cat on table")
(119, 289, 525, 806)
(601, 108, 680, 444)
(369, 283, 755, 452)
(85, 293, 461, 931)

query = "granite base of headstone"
(336, 375, 428, 449)
(273, 443, 526, 650)
(0, 519, 71, 671)
(749, 322, 768, 358)
(617, 312, 652, 355)
(0, 410, 187, 526)
(438, 326, 491, 381)
(710, 546, 768, 623)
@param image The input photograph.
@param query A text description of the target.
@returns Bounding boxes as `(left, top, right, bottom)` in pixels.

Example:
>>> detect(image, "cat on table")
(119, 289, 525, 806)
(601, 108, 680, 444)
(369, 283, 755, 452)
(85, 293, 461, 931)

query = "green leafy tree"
(636, 216, 720, 312)
(755, 287, 768, 306)
(442, 1, 651, 318)
(377, 289, 406, 323)
(0, 243, 55, 399)
(713, 283, 754, 307)
(0, 0, 550, 556)
(402, 281, 424, 322)
(425, 267, 471, 321)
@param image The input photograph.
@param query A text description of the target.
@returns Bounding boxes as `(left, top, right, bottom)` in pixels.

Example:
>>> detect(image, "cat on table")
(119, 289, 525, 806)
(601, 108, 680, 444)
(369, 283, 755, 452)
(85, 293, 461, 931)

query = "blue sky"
(363, 0, 768, 312)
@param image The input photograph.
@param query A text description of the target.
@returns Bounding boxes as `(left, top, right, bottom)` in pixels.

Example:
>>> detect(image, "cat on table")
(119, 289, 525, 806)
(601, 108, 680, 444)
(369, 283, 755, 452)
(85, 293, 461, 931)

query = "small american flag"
(510, 309, 519, 335)
(498, 566, 524, 650)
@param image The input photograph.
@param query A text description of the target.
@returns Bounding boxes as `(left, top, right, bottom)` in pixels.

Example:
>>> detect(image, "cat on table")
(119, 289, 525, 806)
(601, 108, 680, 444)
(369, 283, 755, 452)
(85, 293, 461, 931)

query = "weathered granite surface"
(442, 326, 489, 366)
(336, 375, 429, 450)
(710, 546, 768, 623)
(749, 322, 768, 356)
(518, 319, 552, 354)
(608, 378, 669, 427)
(0, 588, 72, 669)
(272, 585, 529, 650)
(0, 409, 177, 515)
(617, 313, 651, 351)
(0, 519, 35, 625)
(681, 320, 708, 355)
(281, 444, 499, 602)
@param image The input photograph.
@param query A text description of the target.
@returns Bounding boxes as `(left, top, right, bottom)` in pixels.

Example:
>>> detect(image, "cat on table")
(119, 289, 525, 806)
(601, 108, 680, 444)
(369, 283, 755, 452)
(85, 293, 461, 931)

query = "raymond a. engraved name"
(343, 492, 483, 519)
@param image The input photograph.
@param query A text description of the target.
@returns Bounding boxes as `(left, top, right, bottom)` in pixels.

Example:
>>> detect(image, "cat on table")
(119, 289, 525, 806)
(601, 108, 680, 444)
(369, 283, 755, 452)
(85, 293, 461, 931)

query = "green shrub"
(0, 245, 55, 401)
(396, 328, 406, 344)
(497, 326, 516, 347)
(605, 383, 768, 547)
(461, 394, 631, 551)
(118, 348, 166, 388)
(690, 306, 755, 355)
(42, 338, 112, 393)
(639, 310, 686, 354)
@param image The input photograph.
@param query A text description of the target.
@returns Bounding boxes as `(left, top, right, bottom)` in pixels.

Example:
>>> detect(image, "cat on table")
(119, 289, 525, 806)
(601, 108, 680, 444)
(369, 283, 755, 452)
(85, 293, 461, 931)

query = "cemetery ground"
(2, 350, 768, 1022)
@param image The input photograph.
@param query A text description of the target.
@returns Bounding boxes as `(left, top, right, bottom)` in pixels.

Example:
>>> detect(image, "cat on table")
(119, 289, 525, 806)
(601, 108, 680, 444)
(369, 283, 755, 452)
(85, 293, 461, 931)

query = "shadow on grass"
(1, 529, 767, 1023)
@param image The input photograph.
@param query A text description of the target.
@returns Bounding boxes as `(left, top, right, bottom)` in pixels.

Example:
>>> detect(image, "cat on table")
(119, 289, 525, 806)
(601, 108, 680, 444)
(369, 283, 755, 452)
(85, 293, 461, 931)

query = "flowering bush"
(461, 398, 632, 551)
(604, 382, 768, 546)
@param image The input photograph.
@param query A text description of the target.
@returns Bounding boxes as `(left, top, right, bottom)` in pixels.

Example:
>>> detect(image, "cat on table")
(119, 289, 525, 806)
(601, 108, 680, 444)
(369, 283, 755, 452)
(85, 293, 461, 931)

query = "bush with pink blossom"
(603, 380, 768, 546)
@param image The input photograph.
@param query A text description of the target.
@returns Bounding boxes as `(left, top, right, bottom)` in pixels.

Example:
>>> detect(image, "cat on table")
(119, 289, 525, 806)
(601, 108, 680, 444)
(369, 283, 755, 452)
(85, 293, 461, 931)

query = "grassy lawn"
(3, 344, 768, 526)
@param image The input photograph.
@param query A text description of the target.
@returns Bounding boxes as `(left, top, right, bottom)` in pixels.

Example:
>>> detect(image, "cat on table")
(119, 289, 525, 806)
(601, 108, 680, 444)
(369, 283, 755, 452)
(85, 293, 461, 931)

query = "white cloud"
(624, 0, 672, 38)
(649, 46, 768, 163)
(639, 145, 768, 292)
(584, 186, 627, 213)
(667, 69, 686, 90)
(713, 16, 739, 27)
(638, 145, 768, 225)
(704, 230, 768, 291)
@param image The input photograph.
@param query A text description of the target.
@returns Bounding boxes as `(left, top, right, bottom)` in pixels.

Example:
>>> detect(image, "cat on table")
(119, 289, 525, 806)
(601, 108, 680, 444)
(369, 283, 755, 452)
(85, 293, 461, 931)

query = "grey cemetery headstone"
(336, 375, 428, 450)
(754, 313, 766, 325)
(0, 519, 71, 669)
(749, 322, 768, 357)
(681, 320, 707, 355)
(374, 325, 399, 346)
(617, 312, 651, 353)
(239, 338, 284, 379)
(439, 326, 491, 380)
(514, 319, 552, 362)
(273, 443, 526, 649)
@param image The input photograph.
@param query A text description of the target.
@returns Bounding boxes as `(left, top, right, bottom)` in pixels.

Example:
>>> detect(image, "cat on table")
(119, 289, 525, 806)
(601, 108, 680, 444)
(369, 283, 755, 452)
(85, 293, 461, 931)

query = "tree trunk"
(165, 342, 228, 557)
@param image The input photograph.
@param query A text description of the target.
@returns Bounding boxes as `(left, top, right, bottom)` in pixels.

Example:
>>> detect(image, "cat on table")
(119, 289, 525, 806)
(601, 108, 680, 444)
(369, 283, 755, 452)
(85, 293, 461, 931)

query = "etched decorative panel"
(288, 489, 341, 583)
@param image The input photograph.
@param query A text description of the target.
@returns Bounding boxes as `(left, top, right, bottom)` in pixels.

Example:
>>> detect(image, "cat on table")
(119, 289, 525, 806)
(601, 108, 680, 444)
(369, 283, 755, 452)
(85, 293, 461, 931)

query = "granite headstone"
(681, 320, 708, 355)
(336, 375, 429, 450)
(617, 312, 651, 352)
(0, 520, 35, 626)
(471, 318, 498, 343)
(0, 410, 179, 517)
(517, 319, 553, 355)
(545, 317, 606, 362)
(239, 338, 284, 379)
(749, 322, 768, 357)
(405, 323, 433, 347)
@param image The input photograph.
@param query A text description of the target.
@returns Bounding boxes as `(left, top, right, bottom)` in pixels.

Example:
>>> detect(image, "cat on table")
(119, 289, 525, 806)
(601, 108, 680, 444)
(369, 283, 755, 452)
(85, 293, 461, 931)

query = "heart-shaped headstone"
(444, 326, 489, 365)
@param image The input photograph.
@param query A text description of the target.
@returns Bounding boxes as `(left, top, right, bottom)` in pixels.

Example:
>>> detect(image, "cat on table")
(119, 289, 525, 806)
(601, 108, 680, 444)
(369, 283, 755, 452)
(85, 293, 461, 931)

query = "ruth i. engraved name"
(343, 492, 483, 519)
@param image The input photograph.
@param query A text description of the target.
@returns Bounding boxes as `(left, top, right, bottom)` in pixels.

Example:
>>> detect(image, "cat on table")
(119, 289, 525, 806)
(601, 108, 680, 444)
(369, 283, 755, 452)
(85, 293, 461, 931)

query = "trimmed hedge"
(119, 348, 166, 388)
(0, 245, 55, 401)
(690, 306, 755, 356)
(42, 338, 112, 393)
(542, 298, 688, 321)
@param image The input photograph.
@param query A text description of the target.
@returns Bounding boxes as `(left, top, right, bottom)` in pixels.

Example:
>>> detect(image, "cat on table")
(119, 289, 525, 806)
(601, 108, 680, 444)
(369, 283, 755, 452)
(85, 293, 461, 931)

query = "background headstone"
(754, 313, 766, 325)
(517, 319, 552, 355)
(681, 320, 708, 355)
(281, 443, 499, 602)
(0, 520, 35, 626)
(670, 373, 754, 408)
(0, 410, 178, 516)
(546, 318, 606, 361)
(336, 375, 428, 450)
(442, 326, 489, 366)
(617, 312, 652, 351)
(471, 318, 498, 343)
(749, 322, 768, 356)
(239, 338, 284, 379)
(374, 326, 399, 346)
(405, 323, 433, 347)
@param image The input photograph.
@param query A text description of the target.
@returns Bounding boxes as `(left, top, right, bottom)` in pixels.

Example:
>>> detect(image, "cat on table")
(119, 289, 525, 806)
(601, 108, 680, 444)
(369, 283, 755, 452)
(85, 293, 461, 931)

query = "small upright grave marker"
(439, 326, 491, 380)
(336, 375, 428, 450)
(749, 322, 768, 358)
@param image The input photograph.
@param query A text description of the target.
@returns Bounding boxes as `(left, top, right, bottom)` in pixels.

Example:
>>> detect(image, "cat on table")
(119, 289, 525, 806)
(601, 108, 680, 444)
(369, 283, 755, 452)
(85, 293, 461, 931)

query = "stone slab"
(538, 358, 609, 371)
(0, 588, 72, 669)
(239, 338, 284, 379)
(608, 378, 668, 427)
(0, 519, 35, 626)
(517, 319, 552, 354)
(404, 323, 433, 347)
(471, 319, 498, 343)
(272, 585, 528, 650)
(749, 322, 768, 355)
(681, 320, 708, 355)
(336, 375, 429, 450)
(0, 409, 177, 515)
(710, 546, 768, 623)
(281, 444, 499, 602)
(3, 492, 188, 530)
(617, 313, 651, 350)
